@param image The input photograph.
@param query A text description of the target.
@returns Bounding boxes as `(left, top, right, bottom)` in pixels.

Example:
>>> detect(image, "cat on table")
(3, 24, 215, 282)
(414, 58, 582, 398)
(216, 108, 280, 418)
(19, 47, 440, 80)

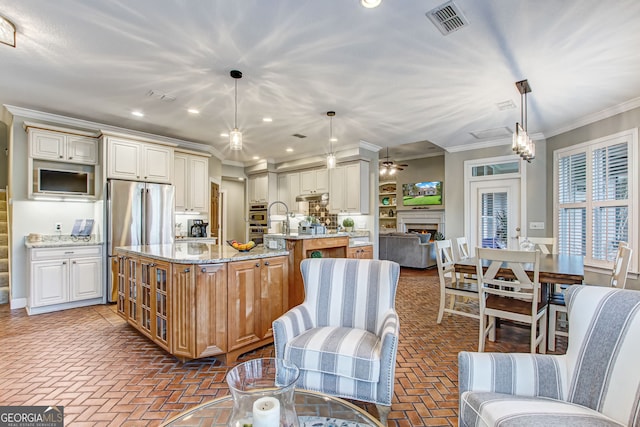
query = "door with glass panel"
(470, 179, 521, 250)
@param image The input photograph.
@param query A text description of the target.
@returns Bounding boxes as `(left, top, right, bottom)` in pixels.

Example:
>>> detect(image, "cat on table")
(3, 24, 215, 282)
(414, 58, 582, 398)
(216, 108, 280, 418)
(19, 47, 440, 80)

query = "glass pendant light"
(512, 79, 535, 162)
(326, 111, 337, 169)
(230, 70, 243, 151)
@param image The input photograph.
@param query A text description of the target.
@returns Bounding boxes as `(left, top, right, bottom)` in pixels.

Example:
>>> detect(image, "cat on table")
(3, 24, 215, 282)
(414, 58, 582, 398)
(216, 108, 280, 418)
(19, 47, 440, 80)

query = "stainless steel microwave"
(37, 168, 91, 195)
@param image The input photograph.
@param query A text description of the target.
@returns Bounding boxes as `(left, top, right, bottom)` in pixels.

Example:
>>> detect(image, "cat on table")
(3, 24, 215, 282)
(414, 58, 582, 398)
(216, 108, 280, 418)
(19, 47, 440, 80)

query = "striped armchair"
(459, 285, 640, 427)
(273, 258, 400, 425)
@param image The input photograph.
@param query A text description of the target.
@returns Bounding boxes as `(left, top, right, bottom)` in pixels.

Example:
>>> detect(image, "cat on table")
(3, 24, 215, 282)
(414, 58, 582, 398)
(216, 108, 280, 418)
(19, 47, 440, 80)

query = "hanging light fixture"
(326, 111, 337, 169)
(0, 15, 16, 48)
(229, 70, 243, 151)
(512, 79, 535, 162)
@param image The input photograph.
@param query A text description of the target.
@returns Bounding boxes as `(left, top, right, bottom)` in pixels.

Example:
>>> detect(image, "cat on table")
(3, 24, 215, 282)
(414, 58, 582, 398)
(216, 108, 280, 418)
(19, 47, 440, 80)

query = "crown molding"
(4, 104, 222, 158)
(545, 96, 640, 138)
(359, 139, 382, 153)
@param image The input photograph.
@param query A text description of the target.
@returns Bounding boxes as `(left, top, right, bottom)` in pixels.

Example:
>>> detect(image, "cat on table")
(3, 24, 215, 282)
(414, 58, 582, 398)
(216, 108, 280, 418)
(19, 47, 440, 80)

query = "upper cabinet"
(105, 136, 174, 183)
(174, 151, 209, 214)
(28, 127, 98, 165)
(277, 172, 300, 214)
(248, 173, 277, 204)
(300, 169, 329, 194)
(329, 161, 370, 214)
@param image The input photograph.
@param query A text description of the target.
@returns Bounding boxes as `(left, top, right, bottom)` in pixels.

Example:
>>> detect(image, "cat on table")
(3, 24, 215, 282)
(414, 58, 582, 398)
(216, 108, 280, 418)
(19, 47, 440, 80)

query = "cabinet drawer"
(31, 245, 103, 260)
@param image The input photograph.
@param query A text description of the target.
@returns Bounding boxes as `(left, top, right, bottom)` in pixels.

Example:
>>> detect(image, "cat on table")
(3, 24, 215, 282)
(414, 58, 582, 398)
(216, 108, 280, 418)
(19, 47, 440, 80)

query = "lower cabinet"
(347, 245, 374, 259)
(115, 251, 288, 362)
(28, 245, 103, 315)
(227, 257, 288, 361)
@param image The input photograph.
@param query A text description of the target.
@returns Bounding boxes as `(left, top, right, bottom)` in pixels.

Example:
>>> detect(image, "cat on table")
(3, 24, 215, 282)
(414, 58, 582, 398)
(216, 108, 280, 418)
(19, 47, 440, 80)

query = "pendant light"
(512, 79, 535, 162)
(326, 111, 337, 169)
(229, 70, 243, 151)
(0, 15, 16, 47)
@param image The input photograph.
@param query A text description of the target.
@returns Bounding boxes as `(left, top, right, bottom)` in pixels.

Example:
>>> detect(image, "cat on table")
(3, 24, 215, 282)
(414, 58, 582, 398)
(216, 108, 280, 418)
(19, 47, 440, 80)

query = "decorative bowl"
(226, 240, 256, 252)
(382, 197, 390, 205)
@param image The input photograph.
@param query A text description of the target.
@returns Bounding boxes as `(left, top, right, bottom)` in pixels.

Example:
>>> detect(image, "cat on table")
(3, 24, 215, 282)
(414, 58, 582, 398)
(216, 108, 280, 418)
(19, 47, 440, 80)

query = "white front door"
(469, 178, 521, 250)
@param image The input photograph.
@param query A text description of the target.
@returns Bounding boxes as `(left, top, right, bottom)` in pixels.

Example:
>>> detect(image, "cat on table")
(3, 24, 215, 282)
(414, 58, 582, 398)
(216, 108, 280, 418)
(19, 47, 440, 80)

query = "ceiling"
(1, 1, 640, 165)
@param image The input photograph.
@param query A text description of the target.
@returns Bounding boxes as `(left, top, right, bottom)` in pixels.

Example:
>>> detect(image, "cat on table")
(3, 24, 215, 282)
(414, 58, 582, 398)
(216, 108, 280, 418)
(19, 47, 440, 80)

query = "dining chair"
(435, 239, 479, 324)
(518, 236, 558, 254)
(455, 236, 472, 260)
(548, 242, 633, 351)
(476, 247, 547, 354)
(272, 258, 400, 426)
(454, 236, 477, 287)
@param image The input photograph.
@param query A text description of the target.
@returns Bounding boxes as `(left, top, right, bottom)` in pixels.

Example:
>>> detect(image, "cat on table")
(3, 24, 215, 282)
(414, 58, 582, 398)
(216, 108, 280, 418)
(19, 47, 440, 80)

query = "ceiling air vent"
(469, 127, 513, 140)
(292, 133, 307, 139)
(426, 1, 469, 35)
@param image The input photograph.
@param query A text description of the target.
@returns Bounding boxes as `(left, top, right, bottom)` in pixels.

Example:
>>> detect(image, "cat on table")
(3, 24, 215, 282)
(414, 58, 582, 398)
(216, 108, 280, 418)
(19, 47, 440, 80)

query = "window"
(554, 129, 637, 271)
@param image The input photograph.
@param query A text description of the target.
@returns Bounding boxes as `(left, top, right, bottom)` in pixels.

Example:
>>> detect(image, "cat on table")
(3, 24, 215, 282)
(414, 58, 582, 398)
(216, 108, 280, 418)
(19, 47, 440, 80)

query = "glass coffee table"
(162, 389, 384, 427)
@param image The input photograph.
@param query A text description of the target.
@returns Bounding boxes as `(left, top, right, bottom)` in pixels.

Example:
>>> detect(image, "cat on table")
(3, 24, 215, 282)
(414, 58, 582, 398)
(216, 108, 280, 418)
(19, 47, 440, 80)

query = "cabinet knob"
(255, 263, 260, 268)
(201, 267, 206, 273)
(264, 261, 270, 266)
(69, 156, 73, 159)
(148, 263, 156, 267)
(184, 268, 190, 273)
(62, 261, 67, 265)
(59, 155, 63, 158)
(72, 261, 77, 264)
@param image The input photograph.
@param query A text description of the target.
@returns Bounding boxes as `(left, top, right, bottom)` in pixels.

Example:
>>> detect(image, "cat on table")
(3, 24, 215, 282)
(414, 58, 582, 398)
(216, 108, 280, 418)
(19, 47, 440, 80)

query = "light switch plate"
(529, 222, 545, 230)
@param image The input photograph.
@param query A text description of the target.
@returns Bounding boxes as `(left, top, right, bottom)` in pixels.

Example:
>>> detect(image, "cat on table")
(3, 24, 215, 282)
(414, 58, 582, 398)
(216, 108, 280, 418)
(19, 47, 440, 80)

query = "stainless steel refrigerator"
(106, 179, 175, 302)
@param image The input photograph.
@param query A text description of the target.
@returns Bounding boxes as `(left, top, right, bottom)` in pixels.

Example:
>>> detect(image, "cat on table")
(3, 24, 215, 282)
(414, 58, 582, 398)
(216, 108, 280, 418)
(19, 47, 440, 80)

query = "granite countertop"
(25, 235, 103, 249)
(263, 233, 351, 241)
(115, 243, 288, 264)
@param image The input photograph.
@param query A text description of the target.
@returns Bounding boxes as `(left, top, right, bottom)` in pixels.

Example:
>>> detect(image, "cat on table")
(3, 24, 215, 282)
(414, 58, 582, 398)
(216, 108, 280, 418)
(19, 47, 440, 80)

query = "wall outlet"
(529, 222, 545, 230)
(55, 223, 62, 231)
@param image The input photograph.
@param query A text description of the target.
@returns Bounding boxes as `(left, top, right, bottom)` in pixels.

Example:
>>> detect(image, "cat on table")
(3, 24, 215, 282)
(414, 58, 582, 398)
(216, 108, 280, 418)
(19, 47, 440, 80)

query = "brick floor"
(0, 267, 566, 426)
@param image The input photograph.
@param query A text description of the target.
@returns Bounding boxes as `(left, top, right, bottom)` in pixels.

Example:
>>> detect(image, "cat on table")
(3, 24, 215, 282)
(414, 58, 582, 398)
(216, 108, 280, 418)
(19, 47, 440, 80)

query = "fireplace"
(397, 210, 445, 237)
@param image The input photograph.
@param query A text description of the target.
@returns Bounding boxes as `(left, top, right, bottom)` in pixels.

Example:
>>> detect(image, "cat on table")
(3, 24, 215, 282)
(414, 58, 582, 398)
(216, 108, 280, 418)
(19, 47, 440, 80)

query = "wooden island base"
(114, 244, 289, 362)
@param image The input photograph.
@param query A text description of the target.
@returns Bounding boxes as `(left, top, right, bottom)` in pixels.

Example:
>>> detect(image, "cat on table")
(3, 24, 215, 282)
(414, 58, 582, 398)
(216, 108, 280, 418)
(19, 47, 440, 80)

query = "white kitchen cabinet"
(106, 136, 173, 183)
(300, 169, 329, 194)
(277, 172, 300, 214)
(28, 245, 103, 315)
(174, 152, 209, 213)
(329, 161, 370, 214)
(28, 128, 98, 165)
(248, 173, 277, 204)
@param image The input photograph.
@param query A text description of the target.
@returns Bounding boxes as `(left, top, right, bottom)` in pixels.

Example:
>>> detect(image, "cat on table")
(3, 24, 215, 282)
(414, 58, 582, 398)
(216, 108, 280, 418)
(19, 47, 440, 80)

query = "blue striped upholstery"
(459, 285, 640, 427)
(273, 258, 400, 410)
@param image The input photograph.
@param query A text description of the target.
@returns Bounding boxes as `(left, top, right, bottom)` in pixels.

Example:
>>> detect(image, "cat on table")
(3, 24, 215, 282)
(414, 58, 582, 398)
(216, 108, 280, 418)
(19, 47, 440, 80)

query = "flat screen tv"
(402, 181, 442, 206)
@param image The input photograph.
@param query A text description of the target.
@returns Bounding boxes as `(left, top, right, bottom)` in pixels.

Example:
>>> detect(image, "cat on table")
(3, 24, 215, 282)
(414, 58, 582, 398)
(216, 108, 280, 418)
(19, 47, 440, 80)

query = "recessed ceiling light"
(187, 108, 200, 114)
(253, 156, 260, 160)
(262, 117, 273, 122)
(238, 177, 244, 181)
(131, 111, 144, 117)
(286, 148, 294, 152)
(361, 0, 382, 8)
(220, 132, 229, 137)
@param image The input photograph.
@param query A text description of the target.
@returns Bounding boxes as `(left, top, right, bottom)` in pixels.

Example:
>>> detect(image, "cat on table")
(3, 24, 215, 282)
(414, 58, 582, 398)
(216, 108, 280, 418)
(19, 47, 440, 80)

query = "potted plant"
(342, 217, 354, 232)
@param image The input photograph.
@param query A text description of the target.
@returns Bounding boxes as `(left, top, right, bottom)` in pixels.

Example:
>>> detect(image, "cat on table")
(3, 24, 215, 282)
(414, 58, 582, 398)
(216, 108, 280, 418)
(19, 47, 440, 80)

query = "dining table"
(454, 253, 585, 301)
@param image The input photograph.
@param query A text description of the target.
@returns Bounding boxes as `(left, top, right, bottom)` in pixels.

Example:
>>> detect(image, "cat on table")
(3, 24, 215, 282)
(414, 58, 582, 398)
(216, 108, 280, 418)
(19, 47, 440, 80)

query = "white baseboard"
(10, 297, 27, 310)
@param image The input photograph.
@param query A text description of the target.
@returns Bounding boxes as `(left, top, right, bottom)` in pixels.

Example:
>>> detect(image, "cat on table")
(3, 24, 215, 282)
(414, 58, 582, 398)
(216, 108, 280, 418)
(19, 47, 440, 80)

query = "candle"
(252, 396, 280, 427)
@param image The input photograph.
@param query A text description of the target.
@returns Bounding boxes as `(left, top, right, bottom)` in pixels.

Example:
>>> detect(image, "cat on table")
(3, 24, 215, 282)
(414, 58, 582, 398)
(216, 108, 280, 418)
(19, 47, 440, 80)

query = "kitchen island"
(263, 233, 372, 308)
(114, 242, 289, 362)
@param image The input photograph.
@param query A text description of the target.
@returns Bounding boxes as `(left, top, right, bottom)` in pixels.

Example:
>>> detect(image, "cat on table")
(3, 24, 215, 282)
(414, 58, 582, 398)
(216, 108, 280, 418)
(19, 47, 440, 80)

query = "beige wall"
(221, 177, 247, 242)
(444, 142, 548, 242)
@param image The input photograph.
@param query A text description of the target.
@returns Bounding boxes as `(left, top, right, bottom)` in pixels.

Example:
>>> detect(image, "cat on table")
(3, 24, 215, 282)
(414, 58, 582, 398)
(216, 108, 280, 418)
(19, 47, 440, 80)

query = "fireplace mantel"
(396, 210, 445, 235)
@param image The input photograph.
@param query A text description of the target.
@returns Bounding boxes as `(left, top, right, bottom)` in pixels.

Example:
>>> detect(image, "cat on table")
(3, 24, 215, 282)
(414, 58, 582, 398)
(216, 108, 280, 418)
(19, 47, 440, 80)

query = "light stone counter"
(115, 243, 288, 264)
(25, 235, 102, 248)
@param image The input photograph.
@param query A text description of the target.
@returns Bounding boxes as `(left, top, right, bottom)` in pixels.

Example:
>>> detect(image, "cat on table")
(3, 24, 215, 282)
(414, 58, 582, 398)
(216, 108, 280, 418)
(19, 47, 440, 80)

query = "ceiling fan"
(379, 147, 408, 175)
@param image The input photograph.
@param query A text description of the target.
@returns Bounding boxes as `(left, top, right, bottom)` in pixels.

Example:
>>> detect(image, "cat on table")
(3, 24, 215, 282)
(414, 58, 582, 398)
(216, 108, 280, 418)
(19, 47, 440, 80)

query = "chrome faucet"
(267, 201, 291, 235)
